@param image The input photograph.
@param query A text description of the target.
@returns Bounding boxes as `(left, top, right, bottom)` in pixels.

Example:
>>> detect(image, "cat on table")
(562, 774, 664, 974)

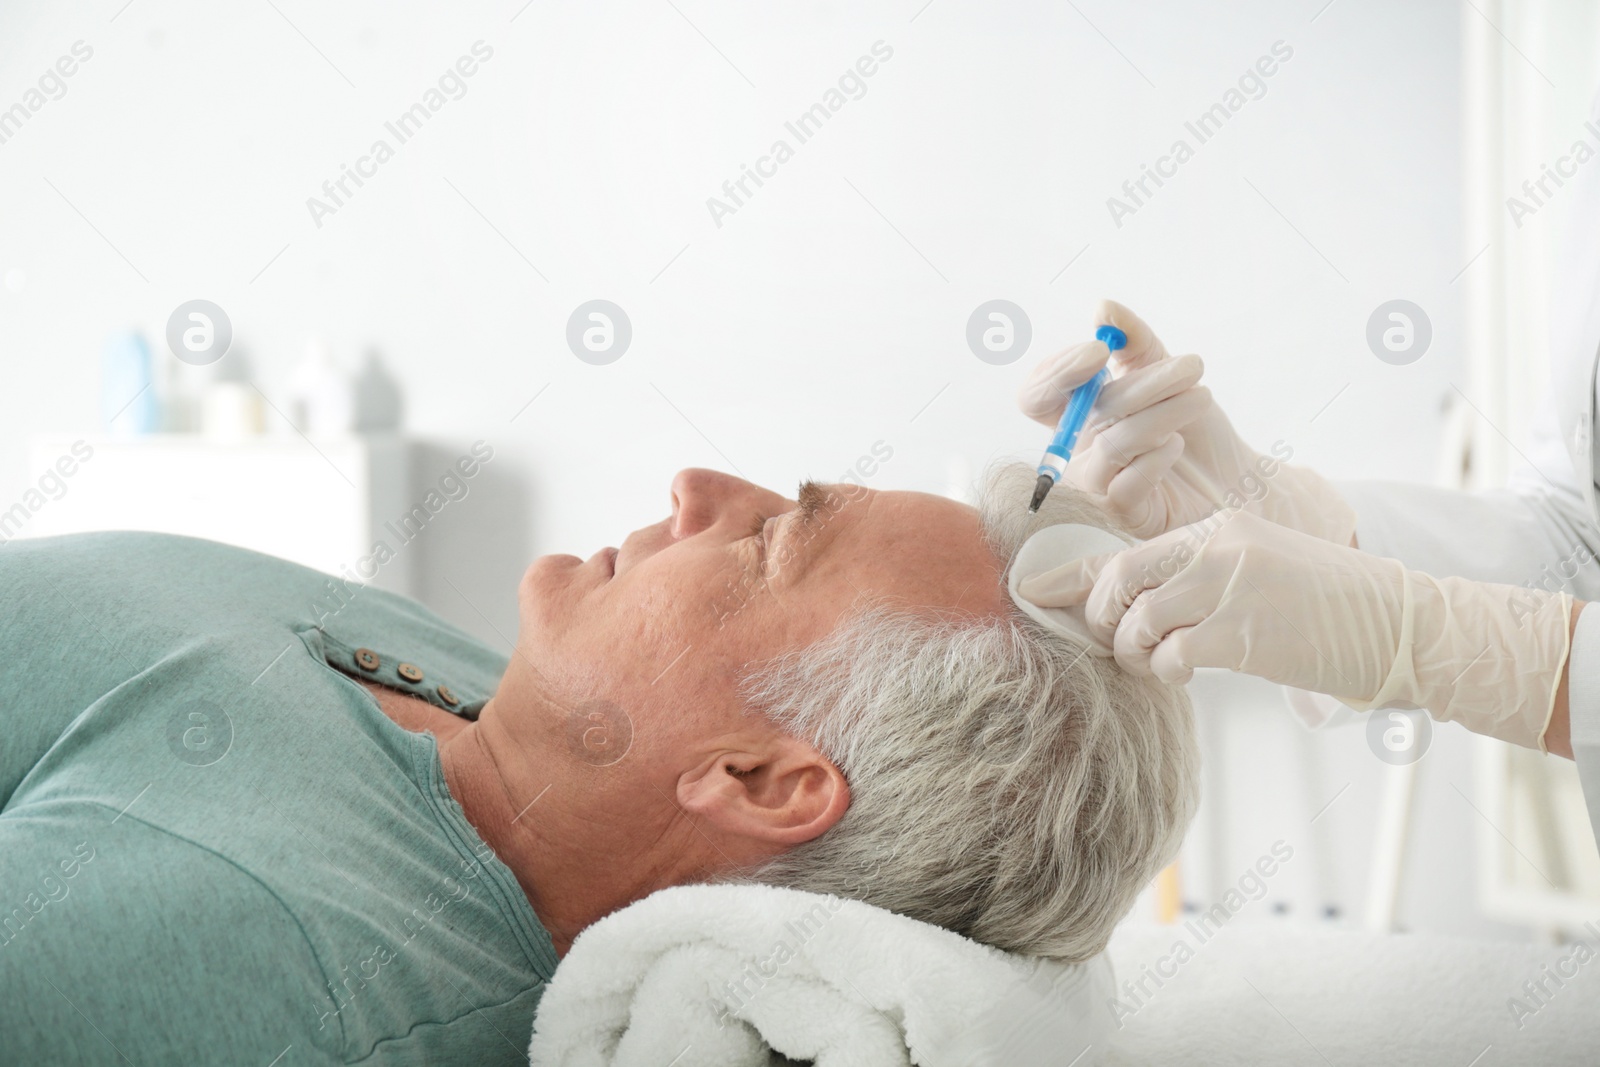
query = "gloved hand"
(1019, 510, 1576, 752)
(1017, 301, 1357, 545)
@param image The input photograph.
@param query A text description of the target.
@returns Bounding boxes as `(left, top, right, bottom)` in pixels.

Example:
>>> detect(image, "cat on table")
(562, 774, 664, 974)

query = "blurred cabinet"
(24, 435, 411, 595)
(1478, 739, 1600, 935)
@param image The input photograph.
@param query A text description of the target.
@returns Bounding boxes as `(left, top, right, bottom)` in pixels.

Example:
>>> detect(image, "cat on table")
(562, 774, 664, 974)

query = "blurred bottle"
(200, 382, 264, 442)
(287, 338, 355, 436)
(101, 331, 160, 435)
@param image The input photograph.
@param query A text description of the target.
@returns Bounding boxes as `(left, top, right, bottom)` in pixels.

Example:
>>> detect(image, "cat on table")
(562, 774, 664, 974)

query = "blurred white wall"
(0, 0, 1466, 622)
(1461, 0, 1600, 479)
(0, 0, 1555, 937)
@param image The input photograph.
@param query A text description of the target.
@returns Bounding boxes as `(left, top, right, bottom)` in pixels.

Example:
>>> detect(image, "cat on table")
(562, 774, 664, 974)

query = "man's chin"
(519, 548, 617, 610)
(519, 553, 579, 601)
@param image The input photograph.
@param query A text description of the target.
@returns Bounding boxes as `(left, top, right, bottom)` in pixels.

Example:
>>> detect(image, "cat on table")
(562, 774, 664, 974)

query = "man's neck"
(436, 710, 707, 956)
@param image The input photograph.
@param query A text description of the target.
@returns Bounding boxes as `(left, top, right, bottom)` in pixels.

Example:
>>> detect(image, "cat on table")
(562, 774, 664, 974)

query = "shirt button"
(355, 648, 380, 672)
(397, 662, 424, 683)
(437, 685, 459, 707)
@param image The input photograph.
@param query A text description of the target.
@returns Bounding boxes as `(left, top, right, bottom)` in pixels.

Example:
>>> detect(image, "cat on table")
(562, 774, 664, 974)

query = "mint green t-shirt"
(0, 532, 557, 1065)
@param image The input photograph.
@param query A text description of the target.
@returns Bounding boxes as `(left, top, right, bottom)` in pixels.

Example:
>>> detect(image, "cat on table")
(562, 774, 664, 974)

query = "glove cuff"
(1350, 571, 1574, 751)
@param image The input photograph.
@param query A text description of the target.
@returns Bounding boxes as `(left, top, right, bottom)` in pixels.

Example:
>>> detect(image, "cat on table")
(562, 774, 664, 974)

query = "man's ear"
(677, 734, 849, 853)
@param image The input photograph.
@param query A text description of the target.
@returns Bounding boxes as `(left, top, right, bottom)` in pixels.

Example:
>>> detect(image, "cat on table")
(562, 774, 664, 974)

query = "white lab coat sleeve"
(1566, 602, 1600, 842)
(1335, 480, 1600, 600)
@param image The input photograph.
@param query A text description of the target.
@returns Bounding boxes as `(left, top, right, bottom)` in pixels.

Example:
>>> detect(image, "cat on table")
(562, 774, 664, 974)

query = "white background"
(0, 0, 1578, 938)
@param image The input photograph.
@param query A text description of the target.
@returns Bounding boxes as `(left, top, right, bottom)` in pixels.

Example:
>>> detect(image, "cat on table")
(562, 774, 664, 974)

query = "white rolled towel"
(527, 883, 1115, 1067)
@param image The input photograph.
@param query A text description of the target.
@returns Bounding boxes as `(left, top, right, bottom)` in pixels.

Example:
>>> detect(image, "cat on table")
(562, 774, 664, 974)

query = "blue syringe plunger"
(1027, 324, 1128, 513)
(1095, 324, 1127, 350)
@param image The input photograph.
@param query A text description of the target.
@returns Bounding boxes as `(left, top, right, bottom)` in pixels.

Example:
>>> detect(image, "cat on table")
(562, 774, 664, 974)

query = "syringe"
(1027, 324, 1127, 513)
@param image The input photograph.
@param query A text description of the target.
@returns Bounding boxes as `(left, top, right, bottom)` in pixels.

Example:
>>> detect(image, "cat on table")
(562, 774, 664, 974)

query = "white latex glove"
(1019, 510, 1576, 752)
(1017, 301, 1356, 545)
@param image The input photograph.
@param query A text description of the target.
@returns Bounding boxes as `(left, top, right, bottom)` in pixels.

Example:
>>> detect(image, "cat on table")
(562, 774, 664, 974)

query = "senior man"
(0, 461, 1196, 1064)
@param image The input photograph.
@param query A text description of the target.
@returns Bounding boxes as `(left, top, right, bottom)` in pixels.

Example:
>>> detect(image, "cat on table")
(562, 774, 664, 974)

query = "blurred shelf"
(24, 434, 412, 595)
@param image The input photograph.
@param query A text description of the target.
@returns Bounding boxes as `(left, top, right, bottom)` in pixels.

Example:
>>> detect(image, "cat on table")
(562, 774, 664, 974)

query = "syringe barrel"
(1043, 367, 1110, 462)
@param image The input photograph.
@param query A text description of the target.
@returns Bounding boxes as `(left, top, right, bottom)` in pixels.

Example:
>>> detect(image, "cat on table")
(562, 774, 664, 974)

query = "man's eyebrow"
(796, 479, 830, 522)
(775, 479, 836, 574)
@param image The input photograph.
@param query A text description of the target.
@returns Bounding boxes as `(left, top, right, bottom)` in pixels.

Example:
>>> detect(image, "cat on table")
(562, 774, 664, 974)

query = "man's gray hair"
(736, 462, 1199, 962)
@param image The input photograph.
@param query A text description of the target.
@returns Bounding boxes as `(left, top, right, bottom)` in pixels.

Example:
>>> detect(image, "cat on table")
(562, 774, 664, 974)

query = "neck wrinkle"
(440, 701, 590, 955)
(439, 695, 719, 958)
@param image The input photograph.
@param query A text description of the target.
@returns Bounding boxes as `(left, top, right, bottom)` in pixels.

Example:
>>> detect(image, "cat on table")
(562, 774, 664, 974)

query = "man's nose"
(670, 468, 779, 539)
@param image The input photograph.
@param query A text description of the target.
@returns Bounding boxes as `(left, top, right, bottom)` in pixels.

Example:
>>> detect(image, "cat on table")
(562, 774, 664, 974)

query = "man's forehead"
(829, 486, 980, 538)
(814, 485, 1003, 607)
